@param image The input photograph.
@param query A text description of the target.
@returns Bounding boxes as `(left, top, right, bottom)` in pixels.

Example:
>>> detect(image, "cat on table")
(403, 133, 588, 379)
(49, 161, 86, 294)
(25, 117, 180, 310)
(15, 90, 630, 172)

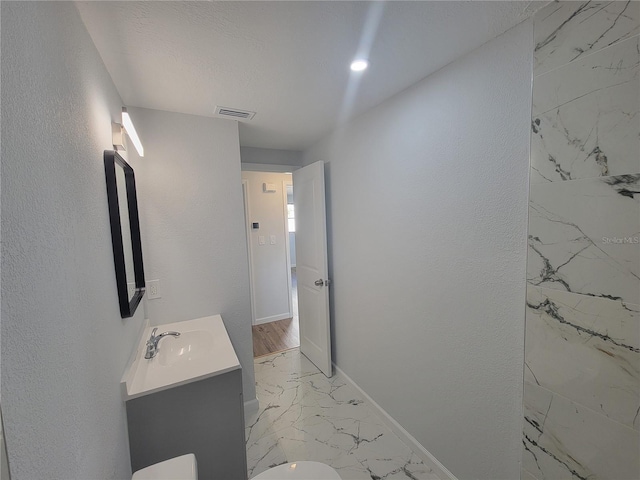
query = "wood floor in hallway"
(252, 317, 299, 357)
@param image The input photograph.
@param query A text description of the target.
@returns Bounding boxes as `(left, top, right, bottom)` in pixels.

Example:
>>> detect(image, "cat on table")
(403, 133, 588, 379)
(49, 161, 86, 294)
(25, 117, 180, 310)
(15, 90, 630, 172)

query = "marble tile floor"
(246, 348, 442, 480)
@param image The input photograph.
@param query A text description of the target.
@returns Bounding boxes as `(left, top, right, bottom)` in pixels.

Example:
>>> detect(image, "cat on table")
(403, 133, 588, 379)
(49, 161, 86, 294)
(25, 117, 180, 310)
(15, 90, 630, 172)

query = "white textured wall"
(241, 171, 292, 323)
(1, 2, 145, 478)
(303, 22, 532, 479)
(128, 108, 256, 403)
(240, 147, 303, 167)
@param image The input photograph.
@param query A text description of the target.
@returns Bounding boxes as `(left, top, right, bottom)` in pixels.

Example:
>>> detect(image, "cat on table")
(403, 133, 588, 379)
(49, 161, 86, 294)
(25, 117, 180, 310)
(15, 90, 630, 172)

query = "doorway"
(241, 172, 300, 357)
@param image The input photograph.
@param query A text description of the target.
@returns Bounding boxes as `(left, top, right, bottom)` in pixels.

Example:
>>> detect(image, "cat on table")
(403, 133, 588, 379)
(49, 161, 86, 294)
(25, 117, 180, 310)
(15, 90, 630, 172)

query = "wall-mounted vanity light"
(112, 107, 144, 157)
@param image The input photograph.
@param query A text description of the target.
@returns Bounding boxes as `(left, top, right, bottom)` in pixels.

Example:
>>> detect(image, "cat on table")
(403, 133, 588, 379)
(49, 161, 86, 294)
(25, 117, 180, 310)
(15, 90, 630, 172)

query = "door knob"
(314, 279, 324, 286)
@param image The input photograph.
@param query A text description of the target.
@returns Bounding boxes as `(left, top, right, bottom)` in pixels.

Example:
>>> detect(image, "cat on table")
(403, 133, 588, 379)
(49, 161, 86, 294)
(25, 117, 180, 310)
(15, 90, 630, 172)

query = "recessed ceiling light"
(350, 59, 369, 72)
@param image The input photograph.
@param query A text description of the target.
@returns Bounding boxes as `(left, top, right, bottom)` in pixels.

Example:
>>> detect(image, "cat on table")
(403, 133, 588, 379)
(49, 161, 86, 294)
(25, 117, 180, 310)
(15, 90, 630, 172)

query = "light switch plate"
(147, 279, 161, 299)
(270, 235, 276, 245)
(258, 235, 266, 245)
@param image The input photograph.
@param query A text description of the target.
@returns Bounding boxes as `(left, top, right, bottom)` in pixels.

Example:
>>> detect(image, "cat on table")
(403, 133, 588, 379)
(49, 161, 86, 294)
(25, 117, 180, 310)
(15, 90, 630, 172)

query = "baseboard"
(244, 397, 259, 419)
(254, 313, 291, 326)
(333, 364, 458, 480)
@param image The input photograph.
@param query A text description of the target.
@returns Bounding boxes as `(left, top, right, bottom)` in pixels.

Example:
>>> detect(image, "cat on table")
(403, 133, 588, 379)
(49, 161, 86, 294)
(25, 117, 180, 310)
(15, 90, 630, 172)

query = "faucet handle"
(147, 327, 158, 344)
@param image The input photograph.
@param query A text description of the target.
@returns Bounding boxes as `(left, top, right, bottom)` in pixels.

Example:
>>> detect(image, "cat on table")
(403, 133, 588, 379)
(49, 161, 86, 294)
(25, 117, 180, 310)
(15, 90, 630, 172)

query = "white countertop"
(121, 314, 241, 401)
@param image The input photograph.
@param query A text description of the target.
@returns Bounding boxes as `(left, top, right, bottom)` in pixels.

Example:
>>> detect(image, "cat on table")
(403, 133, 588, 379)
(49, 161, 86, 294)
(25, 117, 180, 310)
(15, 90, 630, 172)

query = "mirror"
(104, 150, 145, 318)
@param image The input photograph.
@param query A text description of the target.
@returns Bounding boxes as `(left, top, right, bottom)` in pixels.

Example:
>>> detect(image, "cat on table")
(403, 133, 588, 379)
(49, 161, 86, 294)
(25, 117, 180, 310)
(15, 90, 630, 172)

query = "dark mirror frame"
(104, 150, 145, 318)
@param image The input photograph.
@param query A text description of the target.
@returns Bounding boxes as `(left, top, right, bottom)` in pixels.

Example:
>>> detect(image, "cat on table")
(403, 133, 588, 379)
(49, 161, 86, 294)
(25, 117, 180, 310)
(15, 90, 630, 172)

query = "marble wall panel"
(525, 285, 639, 430)
(534, 1, 639, 76)
(531, 37, 639, 183)
(523, 381, 639, 480)
(524, 2, 640, 478)
(527, 174, 640, 303)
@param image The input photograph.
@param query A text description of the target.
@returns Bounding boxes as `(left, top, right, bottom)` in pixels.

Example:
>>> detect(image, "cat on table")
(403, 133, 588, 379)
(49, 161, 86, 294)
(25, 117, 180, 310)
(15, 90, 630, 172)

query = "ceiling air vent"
(214, 106, 256, 121)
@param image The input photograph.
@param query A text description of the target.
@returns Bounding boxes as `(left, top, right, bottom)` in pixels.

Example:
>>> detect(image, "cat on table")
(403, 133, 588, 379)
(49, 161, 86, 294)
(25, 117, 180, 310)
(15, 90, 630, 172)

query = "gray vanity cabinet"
(126, 368, 247, 480)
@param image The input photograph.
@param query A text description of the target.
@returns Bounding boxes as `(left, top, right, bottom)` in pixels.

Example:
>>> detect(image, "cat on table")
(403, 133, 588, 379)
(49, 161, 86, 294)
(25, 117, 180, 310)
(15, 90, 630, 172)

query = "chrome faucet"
(145, 327, 180, 359)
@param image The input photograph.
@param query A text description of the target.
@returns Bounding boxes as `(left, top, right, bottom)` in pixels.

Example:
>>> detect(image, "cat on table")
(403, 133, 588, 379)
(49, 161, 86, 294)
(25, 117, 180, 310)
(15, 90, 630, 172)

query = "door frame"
(282, 179, 294, 321)
(241, 180, 257, 325)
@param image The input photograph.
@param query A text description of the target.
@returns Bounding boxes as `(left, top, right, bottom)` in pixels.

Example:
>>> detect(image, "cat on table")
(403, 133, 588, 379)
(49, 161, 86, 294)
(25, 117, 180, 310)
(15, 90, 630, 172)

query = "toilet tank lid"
(132, 454, 197, 480)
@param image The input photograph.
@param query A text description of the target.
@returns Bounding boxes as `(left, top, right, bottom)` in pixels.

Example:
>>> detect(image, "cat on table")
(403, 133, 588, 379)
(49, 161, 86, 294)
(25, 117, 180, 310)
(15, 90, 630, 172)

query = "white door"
(293, 161, 332, 377)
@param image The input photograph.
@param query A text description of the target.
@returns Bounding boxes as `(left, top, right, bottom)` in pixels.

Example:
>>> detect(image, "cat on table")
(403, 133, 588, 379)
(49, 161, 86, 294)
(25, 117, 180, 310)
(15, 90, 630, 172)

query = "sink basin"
(157, 330, 214, 367)
(121, 314, 241, 400)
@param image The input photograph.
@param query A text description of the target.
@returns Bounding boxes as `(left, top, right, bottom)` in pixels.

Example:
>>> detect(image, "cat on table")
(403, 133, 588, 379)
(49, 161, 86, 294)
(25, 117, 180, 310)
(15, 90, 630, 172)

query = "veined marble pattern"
(534, 0, 640, 76)
(527, 174, 640, 304)
(246, 349, 441, 480)
(522, 381, 640, 480)
(525, 2, 640, 479)
(531, 36, 639, 183)
(525, 285, 640, 430)
(533, 36, 639, 117)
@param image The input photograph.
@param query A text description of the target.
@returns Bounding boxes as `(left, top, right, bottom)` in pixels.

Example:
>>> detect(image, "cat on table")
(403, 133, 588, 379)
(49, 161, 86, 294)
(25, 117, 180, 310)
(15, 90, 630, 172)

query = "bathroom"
(1, 1, 638, 480)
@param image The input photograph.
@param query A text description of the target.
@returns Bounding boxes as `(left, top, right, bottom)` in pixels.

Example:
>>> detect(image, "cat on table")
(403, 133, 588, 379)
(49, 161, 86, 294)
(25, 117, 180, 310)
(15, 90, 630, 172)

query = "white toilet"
(252, 461, 341, 480)
(131, 454, 198, 480)
(132, 455, 342, 480)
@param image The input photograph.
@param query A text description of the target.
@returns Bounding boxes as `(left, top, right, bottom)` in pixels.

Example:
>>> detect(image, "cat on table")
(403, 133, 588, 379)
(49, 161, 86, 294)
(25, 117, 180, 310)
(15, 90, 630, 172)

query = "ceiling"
(76, 1, 539, 151)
